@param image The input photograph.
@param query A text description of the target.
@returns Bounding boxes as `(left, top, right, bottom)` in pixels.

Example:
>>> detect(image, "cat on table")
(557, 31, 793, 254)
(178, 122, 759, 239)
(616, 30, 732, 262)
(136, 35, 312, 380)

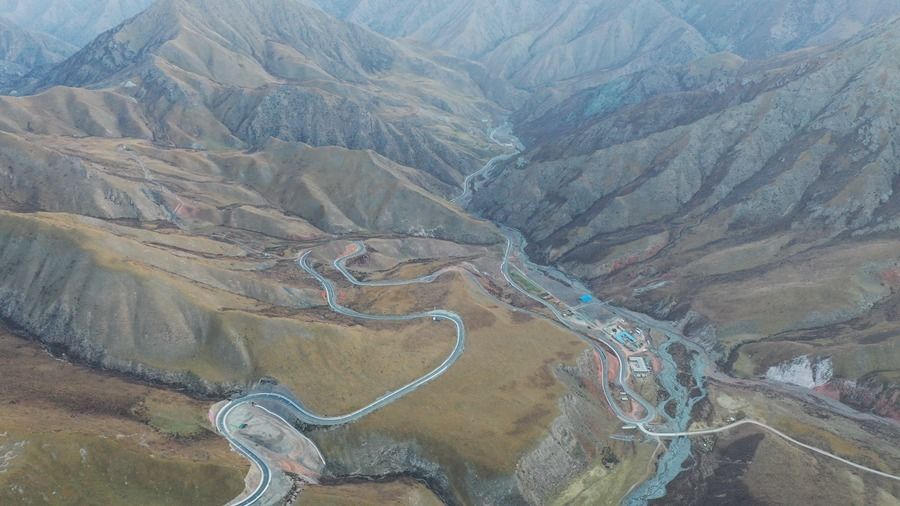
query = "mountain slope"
(318, 0, 900, 129)
(0, 131, 497, 243)
(662, 0, 900, 58)
(320, 0, 900, 87)
(315, 0, 714, 89)
(0, 18, 74, 86)
(13, 0, 508, 189)
(0, 0, 154, 46)
(473, 18, 900, 401)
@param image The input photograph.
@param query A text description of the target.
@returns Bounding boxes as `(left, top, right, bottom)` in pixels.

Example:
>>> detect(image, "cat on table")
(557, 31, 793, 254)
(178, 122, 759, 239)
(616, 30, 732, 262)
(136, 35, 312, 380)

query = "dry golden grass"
(319, 272, 590, 475)
(708, 383, 900, 474)
(250, 318, 456, 415)
(693, 240, 897, 348)
(298, 480, 443, 506)
(740, 428, 900, 505)
(0, 329, 246, 505)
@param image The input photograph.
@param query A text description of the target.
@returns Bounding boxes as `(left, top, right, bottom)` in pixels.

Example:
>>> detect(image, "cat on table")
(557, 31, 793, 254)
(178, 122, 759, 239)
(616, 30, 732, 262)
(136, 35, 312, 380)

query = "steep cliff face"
(829, 377, 900, 421)
(514, 352, 626, 505)
(308, 350, 630, 506)
(474, 19, 900, 388)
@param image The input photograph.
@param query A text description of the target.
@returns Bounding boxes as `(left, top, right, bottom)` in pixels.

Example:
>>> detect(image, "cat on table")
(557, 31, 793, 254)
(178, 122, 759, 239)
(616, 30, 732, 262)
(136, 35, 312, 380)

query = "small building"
(628, 356, 651, 374)
(579, 294, 594, 304)
(615, 329, 639, 347)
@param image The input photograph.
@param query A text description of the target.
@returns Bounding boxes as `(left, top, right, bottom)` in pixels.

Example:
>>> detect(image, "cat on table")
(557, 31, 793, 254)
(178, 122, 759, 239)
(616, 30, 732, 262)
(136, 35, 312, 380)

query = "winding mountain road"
(218, 249, 465, 505)
(452, 126, 519, 205)
(333, 241, 452, 286)
(499, 227, 657, 425)
(219, 127, 898, 505)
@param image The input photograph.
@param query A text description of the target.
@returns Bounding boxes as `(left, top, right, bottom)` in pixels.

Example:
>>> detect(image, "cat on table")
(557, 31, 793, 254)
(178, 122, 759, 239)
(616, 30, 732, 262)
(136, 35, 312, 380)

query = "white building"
(628, 356, 650, 374)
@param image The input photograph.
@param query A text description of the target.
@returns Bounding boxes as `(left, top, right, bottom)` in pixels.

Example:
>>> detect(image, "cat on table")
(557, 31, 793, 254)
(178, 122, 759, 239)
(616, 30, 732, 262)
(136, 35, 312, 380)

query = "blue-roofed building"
(615, 329, 638, 346)
(579, 294, 593, 303)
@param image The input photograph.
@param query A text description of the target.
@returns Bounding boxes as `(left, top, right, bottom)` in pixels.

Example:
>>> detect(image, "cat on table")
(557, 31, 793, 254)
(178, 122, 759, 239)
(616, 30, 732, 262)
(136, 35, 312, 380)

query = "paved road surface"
(334, 241, 452, 286)
(219, 128, 897, 505)
(641, 420, 900, 481)
(218, 249, 466, 505)
(452, 126, 518, 205)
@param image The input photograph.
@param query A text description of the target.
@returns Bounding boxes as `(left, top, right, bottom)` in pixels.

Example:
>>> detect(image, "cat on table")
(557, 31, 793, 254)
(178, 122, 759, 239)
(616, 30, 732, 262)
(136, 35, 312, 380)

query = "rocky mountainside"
(0, 0, 154, 46)
(662, 0, 900, 58)
(0, 0, 507, 409)
(315, 0, 714, 89)
(473, 18, 900, 391)
(317, 0, 900, 126)
(10, 0, 510, 190)
(0, 0, 513, 408)
(0, 126, 500, 393)
(316, 0, 900, 90)
(0, 18, 74, 86)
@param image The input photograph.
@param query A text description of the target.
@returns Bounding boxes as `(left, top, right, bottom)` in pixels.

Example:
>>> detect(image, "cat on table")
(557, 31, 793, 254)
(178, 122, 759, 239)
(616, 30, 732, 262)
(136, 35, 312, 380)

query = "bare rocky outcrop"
(515, 352, 624, 505)
(828, 377, 900, 421)
(765, 355, 833, 389)
(296, 351, 621, 506)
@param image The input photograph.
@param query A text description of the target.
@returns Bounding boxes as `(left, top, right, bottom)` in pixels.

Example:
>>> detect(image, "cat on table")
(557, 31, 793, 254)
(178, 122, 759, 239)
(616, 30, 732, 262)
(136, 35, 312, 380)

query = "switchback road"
(218, 249, 466, 505)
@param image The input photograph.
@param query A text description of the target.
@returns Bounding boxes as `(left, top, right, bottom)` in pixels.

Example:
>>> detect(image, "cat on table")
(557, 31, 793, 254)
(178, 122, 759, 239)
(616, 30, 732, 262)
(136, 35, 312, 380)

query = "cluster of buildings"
(601, 319, 654, 377)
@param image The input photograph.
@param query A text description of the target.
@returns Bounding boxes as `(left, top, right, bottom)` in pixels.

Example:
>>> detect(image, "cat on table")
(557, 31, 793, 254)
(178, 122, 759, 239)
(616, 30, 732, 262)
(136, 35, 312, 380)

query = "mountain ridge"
(473, 15, 900, 390)
(0, 18, 74, 86)
(0, 0, 155, 46)
(7, 0, 510, 189)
